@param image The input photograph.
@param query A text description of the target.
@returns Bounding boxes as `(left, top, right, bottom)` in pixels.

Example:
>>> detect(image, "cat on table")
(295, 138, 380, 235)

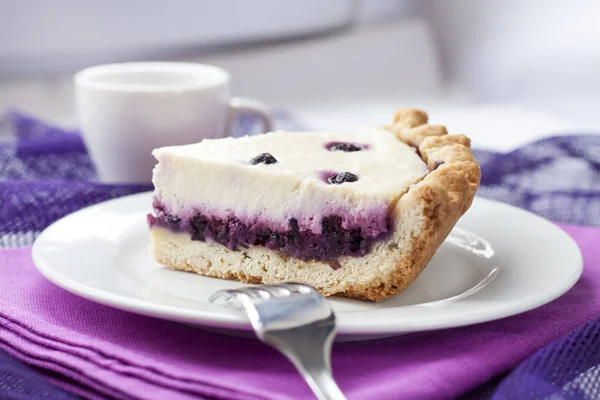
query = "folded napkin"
(1, 111, 600, 399)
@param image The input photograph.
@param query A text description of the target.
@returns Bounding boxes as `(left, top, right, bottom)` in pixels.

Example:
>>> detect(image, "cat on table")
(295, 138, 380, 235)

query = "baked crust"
(150, 108, 481, 301)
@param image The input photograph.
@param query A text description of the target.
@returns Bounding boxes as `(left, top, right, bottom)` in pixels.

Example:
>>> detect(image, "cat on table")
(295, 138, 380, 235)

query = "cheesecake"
(148, 108, 480, 301)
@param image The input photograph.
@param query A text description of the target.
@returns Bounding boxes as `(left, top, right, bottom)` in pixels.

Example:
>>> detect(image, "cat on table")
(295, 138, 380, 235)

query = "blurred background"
(1, 0, 599, 150)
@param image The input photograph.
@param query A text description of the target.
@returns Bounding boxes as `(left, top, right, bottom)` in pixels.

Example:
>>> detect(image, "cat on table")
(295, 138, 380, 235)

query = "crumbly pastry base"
(150, 109, 480, 301)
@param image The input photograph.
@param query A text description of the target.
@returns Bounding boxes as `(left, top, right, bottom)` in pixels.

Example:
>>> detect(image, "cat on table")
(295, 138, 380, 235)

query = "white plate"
(32, 193, 582, 341)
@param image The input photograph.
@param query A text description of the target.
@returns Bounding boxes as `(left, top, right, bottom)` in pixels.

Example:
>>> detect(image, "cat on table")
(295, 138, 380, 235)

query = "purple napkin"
(0, 224, 598, 400)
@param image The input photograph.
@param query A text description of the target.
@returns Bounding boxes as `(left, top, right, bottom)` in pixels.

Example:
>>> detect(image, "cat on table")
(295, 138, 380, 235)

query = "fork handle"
(296, 361, 347, 400)
(278, 342, 347, 400)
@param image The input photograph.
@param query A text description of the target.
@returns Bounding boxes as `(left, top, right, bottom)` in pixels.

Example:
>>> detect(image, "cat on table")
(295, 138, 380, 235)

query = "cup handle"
(226, 97, 273, 137)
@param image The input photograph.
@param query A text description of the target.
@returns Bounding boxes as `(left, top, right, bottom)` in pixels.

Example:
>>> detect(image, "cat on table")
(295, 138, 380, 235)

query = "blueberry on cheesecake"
(147, 108, 480, 301)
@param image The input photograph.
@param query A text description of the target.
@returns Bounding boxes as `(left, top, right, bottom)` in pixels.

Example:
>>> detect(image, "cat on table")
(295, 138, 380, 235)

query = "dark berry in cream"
(325, 142, 366, 152)
(328, 172, 359, 185)
(249, 153, 277, 165)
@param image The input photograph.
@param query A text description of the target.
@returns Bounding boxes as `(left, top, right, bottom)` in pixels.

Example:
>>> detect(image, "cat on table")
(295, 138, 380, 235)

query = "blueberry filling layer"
(166, 214, 181, 224)
(149, 209, 391, 261)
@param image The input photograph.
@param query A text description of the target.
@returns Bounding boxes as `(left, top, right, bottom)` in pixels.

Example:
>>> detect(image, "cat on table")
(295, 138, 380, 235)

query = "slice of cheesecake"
(148, 108, 480, 301)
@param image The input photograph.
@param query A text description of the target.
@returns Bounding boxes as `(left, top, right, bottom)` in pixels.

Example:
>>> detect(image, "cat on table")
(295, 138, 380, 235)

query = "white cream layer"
(151, 128, 429, 233)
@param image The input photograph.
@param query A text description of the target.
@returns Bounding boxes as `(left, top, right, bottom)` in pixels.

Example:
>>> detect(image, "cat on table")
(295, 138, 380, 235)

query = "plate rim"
(31, 192, 583, 335)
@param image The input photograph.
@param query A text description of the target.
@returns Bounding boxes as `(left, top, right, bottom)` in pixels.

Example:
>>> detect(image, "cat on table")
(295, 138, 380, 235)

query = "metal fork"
(209, 284, 347, 400)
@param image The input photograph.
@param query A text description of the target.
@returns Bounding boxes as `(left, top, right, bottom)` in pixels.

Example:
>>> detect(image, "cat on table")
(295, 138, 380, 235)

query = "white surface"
(152, 128, 428, 231)
(203, 20, 442, 108)
(32, 193, 583, 340)
(75, 62, 271, 183)
(292, 100, 582, 152)
(418, 0, 600, 131)
(0, 0, 359, 74)
(421, 0, 600, 101)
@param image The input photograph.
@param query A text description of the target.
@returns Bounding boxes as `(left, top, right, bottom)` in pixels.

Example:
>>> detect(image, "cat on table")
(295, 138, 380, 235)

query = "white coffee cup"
(74, 62, 272, 183)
